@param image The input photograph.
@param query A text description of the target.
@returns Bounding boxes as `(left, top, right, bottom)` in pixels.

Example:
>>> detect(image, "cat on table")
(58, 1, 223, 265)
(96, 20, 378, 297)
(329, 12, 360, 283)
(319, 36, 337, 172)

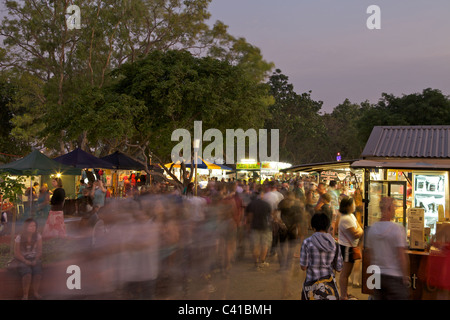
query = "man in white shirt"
(366, 197, 410, 300)
(263, 181, 284, 261)
(263, 181, 284, 212)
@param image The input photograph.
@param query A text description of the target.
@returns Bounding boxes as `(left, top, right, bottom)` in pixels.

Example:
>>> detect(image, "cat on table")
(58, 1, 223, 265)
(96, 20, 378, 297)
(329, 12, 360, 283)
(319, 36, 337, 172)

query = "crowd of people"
(66, 176, 369, 299)
(4, 174, 419, 300)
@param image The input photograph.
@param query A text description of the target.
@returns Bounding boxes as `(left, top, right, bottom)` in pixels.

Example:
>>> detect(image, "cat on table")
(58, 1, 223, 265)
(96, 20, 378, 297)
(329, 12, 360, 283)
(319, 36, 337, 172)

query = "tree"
(265, 69, 326, 164)
(108, 49, 273, 190)
(0, 72, 32, 163)
(0, 0, 273, 154)
(0, 172, 27, 253)
(357, 88, 450, 144)
(322, 99, 369, 161)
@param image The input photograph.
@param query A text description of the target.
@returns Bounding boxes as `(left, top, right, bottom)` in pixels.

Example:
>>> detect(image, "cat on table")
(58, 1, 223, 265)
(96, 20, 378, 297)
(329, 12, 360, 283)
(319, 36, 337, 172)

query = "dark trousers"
(373, 274, 410, 300)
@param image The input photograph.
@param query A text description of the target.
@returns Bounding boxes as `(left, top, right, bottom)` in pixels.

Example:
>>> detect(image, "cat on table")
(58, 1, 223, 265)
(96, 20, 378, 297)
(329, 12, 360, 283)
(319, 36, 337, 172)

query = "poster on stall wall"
(408, 208, 425, 230)
(410, 229, 425, 250)
(106, 175, 112, 186)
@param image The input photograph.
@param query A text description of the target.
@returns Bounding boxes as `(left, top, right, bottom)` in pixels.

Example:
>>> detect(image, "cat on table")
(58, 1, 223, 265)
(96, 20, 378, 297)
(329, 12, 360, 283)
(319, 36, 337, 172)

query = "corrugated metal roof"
(361, 126, 450, 158)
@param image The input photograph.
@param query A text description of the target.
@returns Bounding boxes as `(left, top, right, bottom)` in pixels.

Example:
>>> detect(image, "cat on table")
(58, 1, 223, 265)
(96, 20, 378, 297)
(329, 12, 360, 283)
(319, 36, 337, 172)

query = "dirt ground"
(155, 241, 369, 301)
(1, 218, 369, 301)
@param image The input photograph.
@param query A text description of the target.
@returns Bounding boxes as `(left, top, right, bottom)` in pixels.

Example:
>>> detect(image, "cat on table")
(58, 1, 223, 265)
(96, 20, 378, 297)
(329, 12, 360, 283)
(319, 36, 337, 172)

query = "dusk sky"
(0, 1, 448, 115)
(208, 0, 450, 113)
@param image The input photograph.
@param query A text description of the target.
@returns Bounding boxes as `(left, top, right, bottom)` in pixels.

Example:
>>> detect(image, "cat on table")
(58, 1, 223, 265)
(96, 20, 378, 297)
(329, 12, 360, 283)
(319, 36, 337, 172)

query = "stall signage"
(320, 171, 338, 180)
(236, 163, 261, 170)
(320, 170, 350, 181)
(261, 162, 277, 170)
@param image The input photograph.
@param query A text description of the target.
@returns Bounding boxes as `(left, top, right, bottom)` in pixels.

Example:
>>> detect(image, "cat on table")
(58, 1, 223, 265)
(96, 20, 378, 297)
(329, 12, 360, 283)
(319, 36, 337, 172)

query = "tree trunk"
(78, 131, 88, 151)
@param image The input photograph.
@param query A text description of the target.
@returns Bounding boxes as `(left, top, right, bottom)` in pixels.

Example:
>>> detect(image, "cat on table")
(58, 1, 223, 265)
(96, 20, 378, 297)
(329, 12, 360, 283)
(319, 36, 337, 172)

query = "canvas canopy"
(100, 151, 146, 170)
(0, 150, 82, 176)
(53, 148, 114, 169)
(165, 157, 231, 170)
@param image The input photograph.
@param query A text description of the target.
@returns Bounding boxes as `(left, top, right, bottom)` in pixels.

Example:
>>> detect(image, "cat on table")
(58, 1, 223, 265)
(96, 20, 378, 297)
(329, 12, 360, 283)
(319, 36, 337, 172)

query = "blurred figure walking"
(366, 196, 410, 300)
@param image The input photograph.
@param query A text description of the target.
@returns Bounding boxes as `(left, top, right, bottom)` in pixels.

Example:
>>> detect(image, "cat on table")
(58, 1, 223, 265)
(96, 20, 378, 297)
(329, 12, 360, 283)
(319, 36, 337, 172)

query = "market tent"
(100, 151, 146, 170)
(211, 163, 232, 171)
(0, 149, 82, 176)
(165, 157, 226, 170)
(0, 150, 82, 247)
(0, 149, 82, 206)
(53, 148, 115, 169)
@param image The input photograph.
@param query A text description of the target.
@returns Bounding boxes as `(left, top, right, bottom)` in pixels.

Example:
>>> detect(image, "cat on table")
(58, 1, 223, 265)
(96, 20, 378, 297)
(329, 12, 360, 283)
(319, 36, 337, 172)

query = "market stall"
(53, 148, 117, 211)
(100, 151, 149, 197)
(0, 149, 82, 206)
(234, 159, 292, 183)
(280, 159, 362, 191)
(164, 157, 232, 188)
(0, 150, 81, 245)
(352, 126, 450, 300)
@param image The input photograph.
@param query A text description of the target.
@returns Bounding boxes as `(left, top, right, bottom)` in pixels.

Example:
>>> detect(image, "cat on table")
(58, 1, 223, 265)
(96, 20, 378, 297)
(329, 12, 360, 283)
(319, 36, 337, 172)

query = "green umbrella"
(0, 149, 82, 214)
(0, 150, 82, 249)
(0, 149, 82, 176)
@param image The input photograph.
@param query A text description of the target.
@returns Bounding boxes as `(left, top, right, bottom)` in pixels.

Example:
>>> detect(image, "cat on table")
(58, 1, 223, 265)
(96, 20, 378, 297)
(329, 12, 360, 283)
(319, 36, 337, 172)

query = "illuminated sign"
(236, 163, 261, 170)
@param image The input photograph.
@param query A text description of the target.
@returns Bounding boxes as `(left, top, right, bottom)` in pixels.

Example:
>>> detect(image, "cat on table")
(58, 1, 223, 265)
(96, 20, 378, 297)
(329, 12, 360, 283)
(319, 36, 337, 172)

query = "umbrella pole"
(29, 178, 32, 218)
(10, 205, 16, 255)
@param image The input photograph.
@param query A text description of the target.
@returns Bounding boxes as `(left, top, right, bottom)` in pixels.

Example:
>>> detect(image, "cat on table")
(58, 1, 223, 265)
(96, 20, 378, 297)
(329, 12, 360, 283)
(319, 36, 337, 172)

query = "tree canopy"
(265, 69, 325, 164)
(265, 70, 450, 164)
(108, 49, 273, 162)
(0, 0, 273, 156)
(0, 1, 449, 171)
(357, 88, 450, 144)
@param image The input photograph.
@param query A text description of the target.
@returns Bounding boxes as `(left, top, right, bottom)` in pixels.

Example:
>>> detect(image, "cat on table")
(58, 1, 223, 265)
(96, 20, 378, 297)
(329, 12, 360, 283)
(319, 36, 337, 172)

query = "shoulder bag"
(302, 273, 340, 300)
(6, 258, 22, 272)
(341, 228, 362, 260)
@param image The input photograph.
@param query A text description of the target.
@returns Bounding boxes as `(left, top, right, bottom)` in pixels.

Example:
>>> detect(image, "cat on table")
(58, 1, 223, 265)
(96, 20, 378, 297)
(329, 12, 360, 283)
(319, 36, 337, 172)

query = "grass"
(0, 216, 85, 269)
(0, 237, 82, 269)
(0, 242, 11, 268)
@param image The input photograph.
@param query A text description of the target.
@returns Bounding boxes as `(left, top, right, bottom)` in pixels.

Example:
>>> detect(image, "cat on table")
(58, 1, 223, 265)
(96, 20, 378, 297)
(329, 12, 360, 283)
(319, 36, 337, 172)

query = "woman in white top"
(337, 196, 363, 300)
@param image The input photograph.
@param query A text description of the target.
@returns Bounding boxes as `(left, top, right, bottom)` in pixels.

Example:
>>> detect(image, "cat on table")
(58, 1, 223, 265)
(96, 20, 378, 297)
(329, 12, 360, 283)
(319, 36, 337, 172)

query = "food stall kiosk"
(280, 160, 362, 189)
(351, 126, 450, 300)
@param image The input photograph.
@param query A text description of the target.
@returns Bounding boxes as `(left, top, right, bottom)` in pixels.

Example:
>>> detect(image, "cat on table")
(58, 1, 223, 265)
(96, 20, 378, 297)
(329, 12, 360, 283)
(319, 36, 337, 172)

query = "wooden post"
(10, 205, 16, 255)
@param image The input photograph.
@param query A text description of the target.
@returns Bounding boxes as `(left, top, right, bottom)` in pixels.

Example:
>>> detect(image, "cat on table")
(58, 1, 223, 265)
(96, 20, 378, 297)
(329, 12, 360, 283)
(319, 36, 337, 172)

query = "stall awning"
(53, 148, 115, 169)
(0, 149, 82, 176)
(280, 160, 359, 173)
(165, 157, 232, 170)
(100, 151, 146, 171)
(351, 158, 450, 170)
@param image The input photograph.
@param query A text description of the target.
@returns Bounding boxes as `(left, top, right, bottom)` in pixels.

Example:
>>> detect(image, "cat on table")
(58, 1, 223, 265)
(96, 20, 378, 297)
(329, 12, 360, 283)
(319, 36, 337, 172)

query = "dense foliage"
(0, 1, 448, 168)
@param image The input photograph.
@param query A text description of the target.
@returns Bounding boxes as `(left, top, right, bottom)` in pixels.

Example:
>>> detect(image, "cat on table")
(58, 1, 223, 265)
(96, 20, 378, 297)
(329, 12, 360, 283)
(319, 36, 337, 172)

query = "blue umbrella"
(53, 148, 115, 169)
(100, 151, 146, 170)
